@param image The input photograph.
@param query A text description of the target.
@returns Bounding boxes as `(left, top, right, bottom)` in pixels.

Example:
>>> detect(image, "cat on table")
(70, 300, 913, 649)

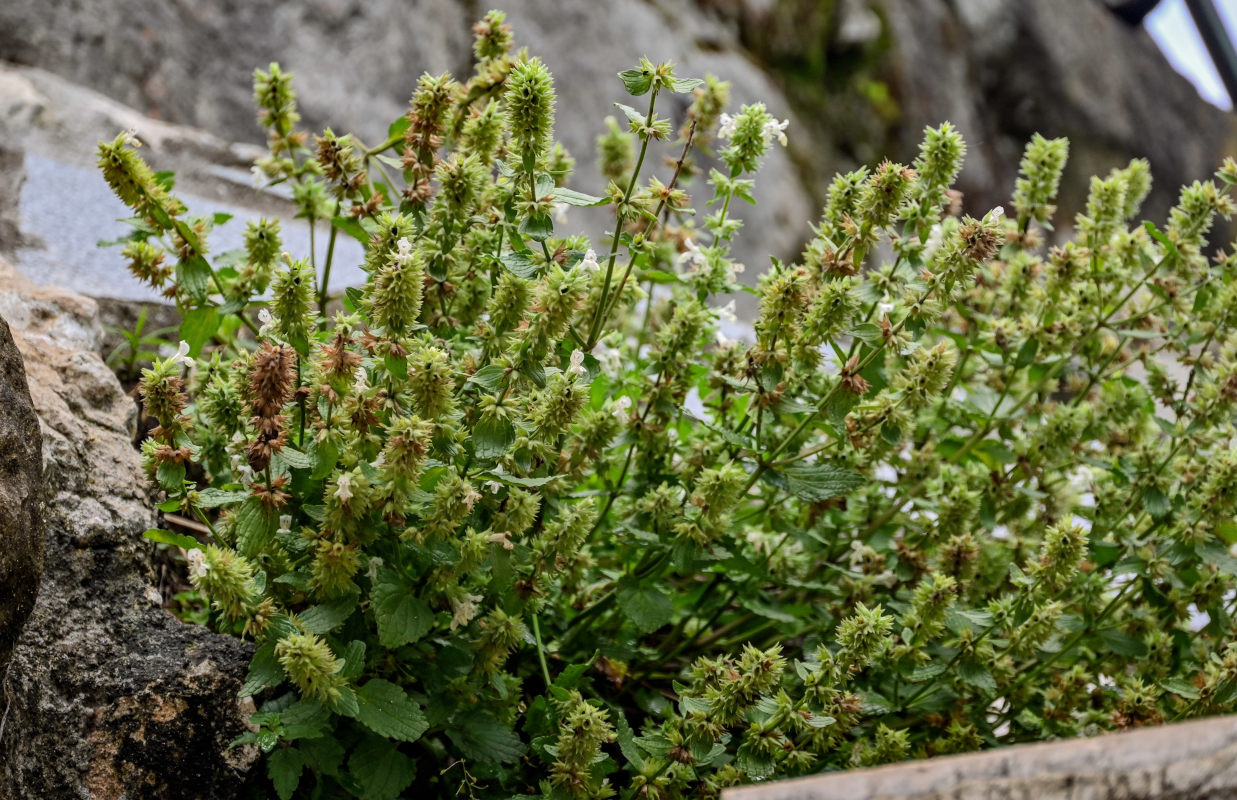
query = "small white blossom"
(613, 396, 632, 420)
(677, 238, 708, 272)
(186, 548, 209, 580)
(334, 473, 354, 502)
(483, 465, 506, 494)
(250, 164, 267, 188)
(579, 248, 601, 273)
(278, 514, 292, 533)
(715, 329, 735, 348)
(366, 557, 385, 582)
(762, 117, 790, 147)
(449, 592, 484, 630)
(257, 308, 277, 336)
(717, 113, 737, 140)
(715, 300, 737, 322)
(567, 349, 587, 376)
(353, 365, 369, 394)
(121, 128, 141, 148)
(488, 531, 514, 550)
(877, 295, 895, 316)
(393, 237, 415, 267)
(168, 340, 192, 368)
(553, 202, 569, 224)
(986, 205, 1005, 224)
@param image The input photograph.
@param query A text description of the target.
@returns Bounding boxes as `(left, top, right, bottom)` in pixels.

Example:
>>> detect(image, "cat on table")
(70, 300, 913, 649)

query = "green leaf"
(176, 255, 213, 303)
(447, 711, 526, 763)
(234, 497, 278, 557)
(339, 640, 367, 681)
(473, 415, 515, 460)
(500, 250, 540, 279)
(847, 322, 883, 345)
(614, 102, 647, 128)
(467, 364, 509, 392)
(1141, 486, 1172, 519)
(371, 573, 433, 648)
(1098, 628, 1149, 658)
(143, 528, 199, 550)
(477, 470, 561, 488)
(550, 187, 608, 207)
(616, 579, 673, 633)
(958, 660, 996, 693)
(279, 698, 331, 740)
(670, 77, 705, 93)
(356, 679, 429, 743)
(300, 596, 357, 634)
(519, 213, 553, 242)
(781, 461, 865, 503)
(1159, 676, 1201, 700)
(196, 488, 247, 508)
(387, 114, 412, 141)
(1013, 337, 1039, 368)
(618, 68, 652, 96)
(268, 748, 303, 800)
(180, 306, 220, 357)
(241, 643, 286, 697)
(332, 215, 370, 246)
(348, 736, 416, 800)
(273, 447, 313, 471)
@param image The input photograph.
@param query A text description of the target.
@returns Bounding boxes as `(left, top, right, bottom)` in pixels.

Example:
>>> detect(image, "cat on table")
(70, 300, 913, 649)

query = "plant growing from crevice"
(98, 10, 1237, 800)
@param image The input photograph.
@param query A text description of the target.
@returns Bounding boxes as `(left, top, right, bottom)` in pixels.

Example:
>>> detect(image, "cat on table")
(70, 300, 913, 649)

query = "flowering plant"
(98, 10, 1237, 799)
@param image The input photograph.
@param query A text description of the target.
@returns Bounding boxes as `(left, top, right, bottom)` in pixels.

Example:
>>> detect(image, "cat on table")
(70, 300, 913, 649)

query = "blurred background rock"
(0, 0, 1233, 305)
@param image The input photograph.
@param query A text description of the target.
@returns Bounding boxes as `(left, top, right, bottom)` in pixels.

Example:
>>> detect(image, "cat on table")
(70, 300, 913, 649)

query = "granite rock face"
(0, 257, 257, 800)
(0, 305, 42, 674)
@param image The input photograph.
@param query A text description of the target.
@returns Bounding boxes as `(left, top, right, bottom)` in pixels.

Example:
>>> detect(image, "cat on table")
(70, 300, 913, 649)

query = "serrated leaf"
(332, 215, 370, 246)
(478, 470, 561, 488)
(500, 250, 540, 279)
(618, 68, 652, 96)
(234, 497, 278, 557)
(273, 447, 313, 471)
(614, 102, 646, 127)
(1013, 337, 1039, 368)
(447, 712, 526, 763)
(1098, 628, 1149, 658)
(550, 187, 608, 207)
(300, 596, 356, 634)
(371, 573, 433, 648)
(180, 306, 219, 357)
(143, 528, 199, 550)
(356, 679, 429, 743)
(519, 213, 553, 242)
(473, 415, 515, 460)
(1159, 676, 1201, 699)
(349, 736, 416, 800)
(196, 488, 248, 508)
(1142, 486, 1172, 519)
(670, 77, 705, 93)
(958, 660, 996, 693)
(241, 643, 285, 697)
(616, 579, 673, 633)
(781, 461, 865, 503)
(467, 364, 509, 392)
(176, 255, 213, 303)
(268, 748, 303, 800)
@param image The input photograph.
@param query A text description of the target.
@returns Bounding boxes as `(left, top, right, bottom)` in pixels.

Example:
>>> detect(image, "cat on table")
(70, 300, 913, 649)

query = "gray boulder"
(0, 257, 258, 800)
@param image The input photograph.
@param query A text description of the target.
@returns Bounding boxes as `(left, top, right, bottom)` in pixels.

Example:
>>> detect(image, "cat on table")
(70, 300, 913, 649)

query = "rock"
(0, 300, 42, 674)
(0, 256, 258, 799)
(722, 714, 1237, 800)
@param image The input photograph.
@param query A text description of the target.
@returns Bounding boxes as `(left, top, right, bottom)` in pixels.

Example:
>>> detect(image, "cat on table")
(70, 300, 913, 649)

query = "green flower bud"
(911, 122, 966, 212)
(472, 9, 513, 63)
(505, 57, 557, 161)
(893, 341, 957, 411)
(461, 99, 505, 163)
(270, 255, 316, 347)
(903, 571, 958, 641)
(596, 116, 635, 183)
(311, 538, 360, 598)
(1012, 133, 1069, 227)
(475, 608, 526, 674)
(275, 631, 345, 704)
(407, 338, 455, 420)
(253, 63, 299, 132)
(836, 602, 894, 670)
(244, 218, 283, 269)
(188, 545, 257, 622)
(365, 238, 425, 336)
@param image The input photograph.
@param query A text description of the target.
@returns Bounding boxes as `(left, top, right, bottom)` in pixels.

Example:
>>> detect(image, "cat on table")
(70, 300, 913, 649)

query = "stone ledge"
(723, 715, 1237, 800)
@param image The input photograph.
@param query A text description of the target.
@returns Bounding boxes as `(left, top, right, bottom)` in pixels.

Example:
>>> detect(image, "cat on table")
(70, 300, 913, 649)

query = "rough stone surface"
(0, 256, 257, 800)
(0, 305, 42, 674)
(723, 714, 1237, 800)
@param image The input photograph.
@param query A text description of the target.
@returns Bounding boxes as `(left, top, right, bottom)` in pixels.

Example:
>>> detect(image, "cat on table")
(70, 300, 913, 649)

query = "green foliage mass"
(99, 9, 1237, 799)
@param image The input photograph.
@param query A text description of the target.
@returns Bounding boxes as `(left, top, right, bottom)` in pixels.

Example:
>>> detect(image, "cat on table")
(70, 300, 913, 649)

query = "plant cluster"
(98, 11, 1237, 799)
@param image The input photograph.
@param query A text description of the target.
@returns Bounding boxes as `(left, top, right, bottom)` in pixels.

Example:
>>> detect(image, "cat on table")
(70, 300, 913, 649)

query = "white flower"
(718, 113, 737, 140)
(169, 340, 192, 368)
(366, 557, 385, 582)
(278, 514, 292, 533)
(121, 128, 141, 148)
(488, 531, 514, 550)
(186, 548, 209, 580)
(250, 164, 267, 188)
(613, 396, 632, 420)
(334, 473, 354, 502)
(353, 365, 369, 394)
(393, 237, 414, 266)
(986, 205, 1005, 224)
(257, 308, 277, 336)
(877, 295, 895, 316)
(715, 329, 735, 348)
(922, 223, 945, 261)
(727, 261, 746, 282)
(762, 117, 790, 147)
(677, 238, 708, 271)
(449, 592, 484, 630)
(715, 300, 737, 322)
(567, 349, 587, 376)
(553, 202, 569, 224)
(483, 465, 506, 494)
(579, 248, 601, 273)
